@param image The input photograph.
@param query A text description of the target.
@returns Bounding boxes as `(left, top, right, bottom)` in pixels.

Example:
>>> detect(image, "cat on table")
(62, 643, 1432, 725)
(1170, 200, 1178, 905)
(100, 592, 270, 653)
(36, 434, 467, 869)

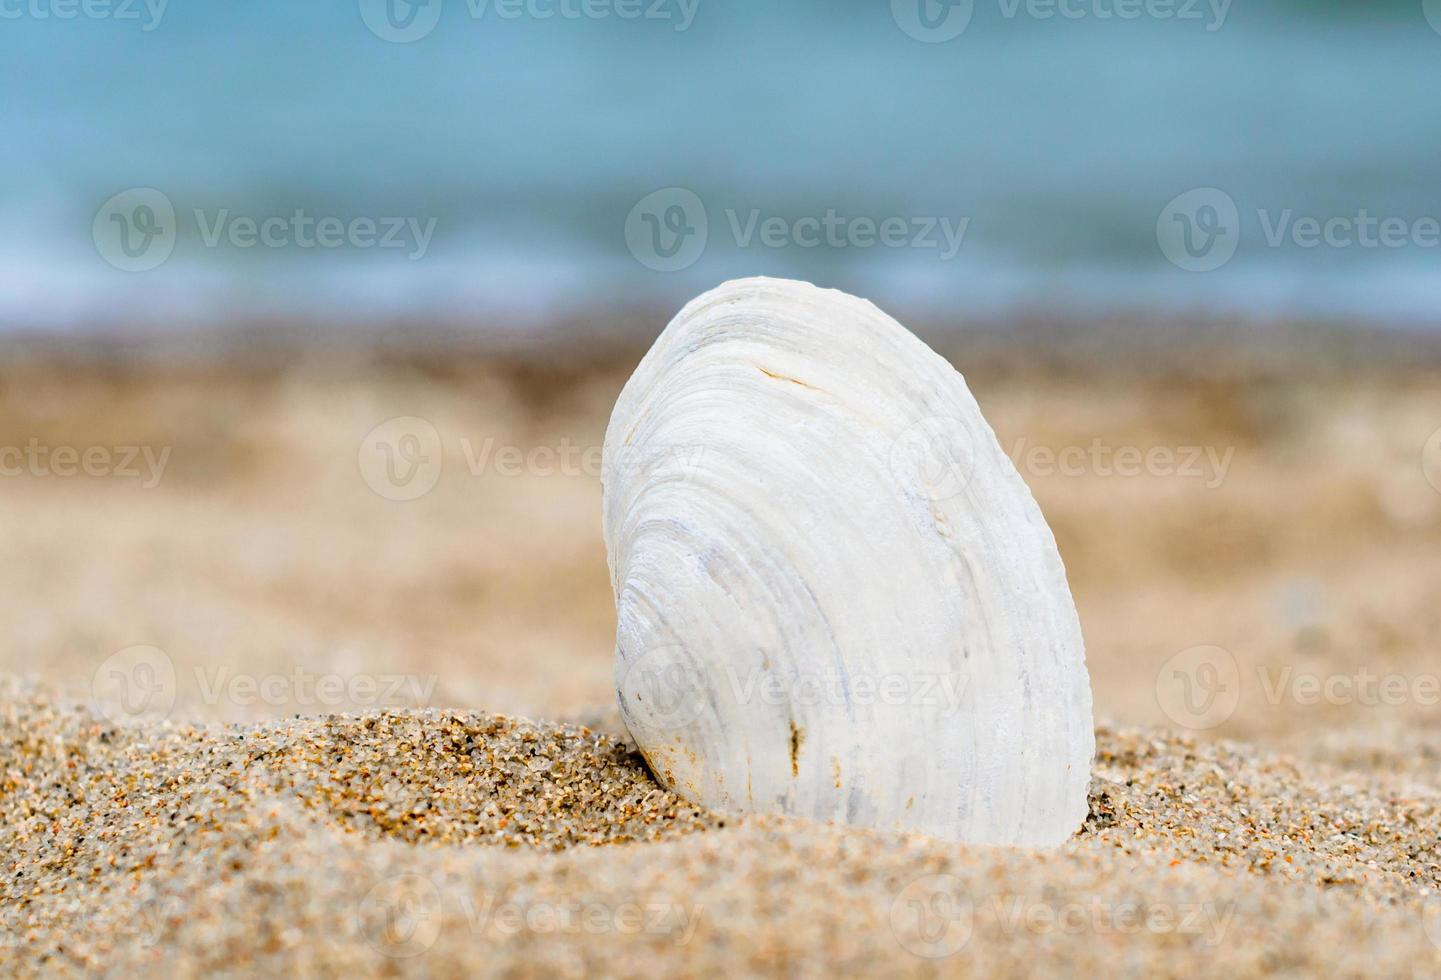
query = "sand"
(2, 342, 1440, 976)
(4, 681, 1441, 977)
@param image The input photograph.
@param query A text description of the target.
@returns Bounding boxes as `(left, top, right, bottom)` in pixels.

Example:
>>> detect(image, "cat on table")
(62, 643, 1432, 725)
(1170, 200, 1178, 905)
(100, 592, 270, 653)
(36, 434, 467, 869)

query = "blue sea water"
(3, 0, 1439, 332)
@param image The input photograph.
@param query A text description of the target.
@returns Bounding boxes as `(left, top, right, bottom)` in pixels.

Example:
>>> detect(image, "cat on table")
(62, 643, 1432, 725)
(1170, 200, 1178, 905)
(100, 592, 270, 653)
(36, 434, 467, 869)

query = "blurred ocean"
(3, 0, 1439, 332)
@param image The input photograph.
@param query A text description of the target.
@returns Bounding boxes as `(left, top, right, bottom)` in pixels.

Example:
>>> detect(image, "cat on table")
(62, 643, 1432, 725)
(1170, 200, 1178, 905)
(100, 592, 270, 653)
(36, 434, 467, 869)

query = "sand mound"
(4, 684, 1441, 976)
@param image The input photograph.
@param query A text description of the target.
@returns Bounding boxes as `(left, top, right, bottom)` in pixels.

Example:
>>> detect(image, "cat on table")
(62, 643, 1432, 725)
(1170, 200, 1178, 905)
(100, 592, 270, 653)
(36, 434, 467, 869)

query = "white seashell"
(603, 277, 1093, 848)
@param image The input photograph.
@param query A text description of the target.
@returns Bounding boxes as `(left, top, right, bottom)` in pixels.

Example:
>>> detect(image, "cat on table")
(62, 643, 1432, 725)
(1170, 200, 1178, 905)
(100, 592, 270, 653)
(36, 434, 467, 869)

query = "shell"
(603, 277, 1093, 848)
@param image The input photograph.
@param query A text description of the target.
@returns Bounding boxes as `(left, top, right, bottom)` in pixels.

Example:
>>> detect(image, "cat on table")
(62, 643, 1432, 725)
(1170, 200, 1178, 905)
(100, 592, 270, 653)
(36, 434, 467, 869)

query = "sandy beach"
(5, 692, 1441, 975)
(3, 330, 1440, 976)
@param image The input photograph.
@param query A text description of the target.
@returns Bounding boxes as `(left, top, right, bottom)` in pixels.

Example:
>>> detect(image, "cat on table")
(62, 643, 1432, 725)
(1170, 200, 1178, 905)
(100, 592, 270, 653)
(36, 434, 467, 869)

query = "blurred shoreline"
(5, 308, 1441, 379)
(10, 4, 1441, 337)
